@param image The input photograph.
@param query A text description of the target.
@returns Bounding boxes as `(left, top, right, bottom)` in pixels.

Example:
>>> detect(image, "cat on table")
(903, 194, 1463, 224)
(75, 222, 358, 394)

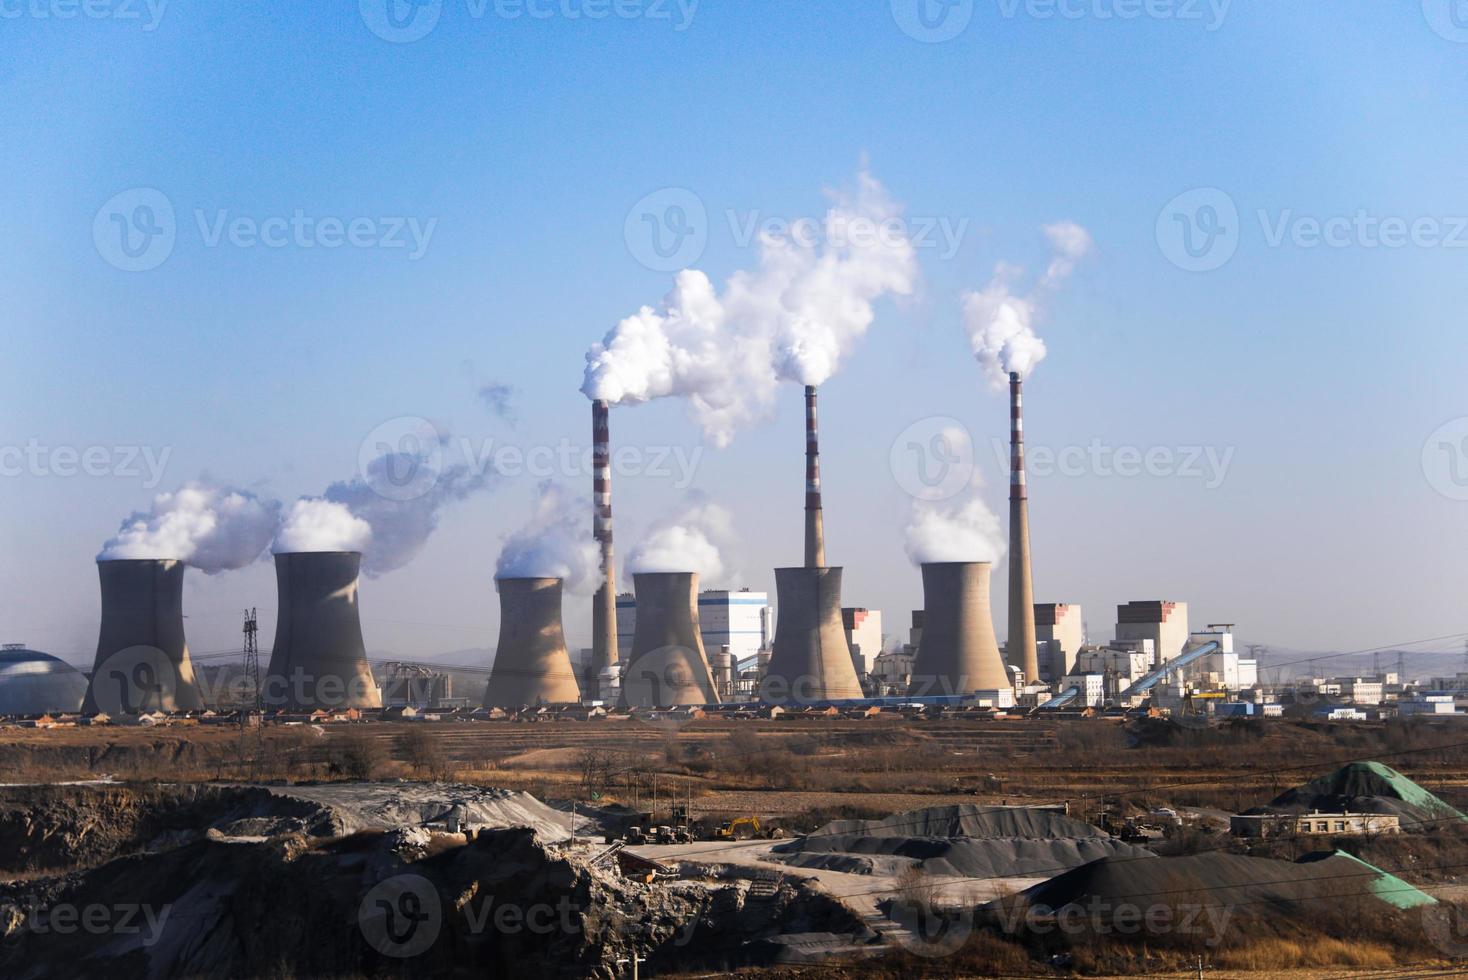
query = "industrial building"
(618, 572, 720, 708)
(84, 558, 205, 715)
(1115, 600, 1190, 663)
(1006, 373, 1038, 682)
(483, 577, 583, 708)
(1035, 603, 1084, 682)
(0, 644, 88, 716)
(264, 551, 383, 712)
(617, 589, 770, 670)
(842, 607, 882, 678)
(908, 562, 1013, 703)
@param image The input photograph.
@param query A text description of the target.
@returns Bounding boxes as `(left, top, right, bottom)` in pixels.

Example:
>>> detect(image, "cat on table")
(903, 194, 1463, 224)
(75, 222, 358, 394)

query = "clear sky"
(2, 1, 1466, 667)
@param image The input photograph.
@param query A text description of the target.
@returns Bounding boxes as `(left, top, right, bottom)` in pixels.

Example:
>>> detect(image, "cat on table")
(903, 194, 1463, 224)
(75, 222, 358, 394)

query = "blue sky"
(2, 1, 1467, 665)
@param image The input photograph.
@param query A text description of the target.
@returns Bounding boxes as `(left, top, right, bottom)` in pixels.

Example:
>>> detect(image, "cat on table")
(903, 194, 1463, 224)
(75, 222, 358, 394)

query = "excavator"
(713, 816, 785, 841)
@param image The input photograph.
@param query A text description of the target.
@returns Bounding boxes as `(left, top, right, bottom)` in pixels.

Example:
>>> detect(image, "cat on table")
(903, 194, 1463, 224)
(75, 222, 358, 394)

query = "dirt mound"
(0, 826, 872, 979)
(1012, 849, 1436, 927)
(775, 804, 1149, 879)
(1260, 761, 1467, 830)
(262, 782, 591, 839)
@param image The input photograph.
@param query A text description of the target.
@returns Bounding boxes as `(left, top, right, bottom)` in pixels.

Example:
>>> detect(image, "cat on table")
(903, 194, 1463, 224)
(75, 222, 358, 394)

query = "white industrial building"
(1035, 603, 1084, 683)
(1115, 600, 1189, 664)
(842, 607, 882, 678)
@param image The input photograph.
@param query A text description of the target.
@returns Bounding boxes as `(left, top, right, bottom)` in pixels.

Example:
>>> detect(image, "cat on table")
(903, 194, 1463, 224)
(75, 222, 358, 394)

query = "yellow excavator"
(713, 816, 785, 840)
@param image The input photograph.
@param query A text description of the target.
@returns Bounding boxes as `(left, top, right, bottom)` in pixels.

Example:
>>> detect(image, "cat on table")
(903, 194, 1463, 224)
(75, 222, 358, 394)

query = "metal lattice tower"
(242, 608, 261, 716)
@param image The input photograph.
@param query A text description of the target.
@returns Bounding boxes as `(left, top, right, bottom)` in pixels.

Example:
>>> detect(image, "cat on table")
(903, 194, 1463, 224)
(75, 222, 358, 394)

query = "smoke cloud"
(962, 221, 1092, 388)
(476, 382, 517, 424)
(98, 483, 281, 572)
(496, 481, 601, 593)
(625, 493, 736, 581)
(903, 496, 1006, 565)
(273, 498, 372, 556)
(582, 171, 918, 446)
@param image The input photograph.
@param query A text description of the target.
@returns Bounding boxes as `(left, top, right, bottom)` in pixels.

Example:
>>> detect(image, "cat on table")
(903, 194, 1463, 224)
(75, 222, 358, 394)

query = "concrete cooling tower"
(83, 559, 205, 715)
(0, 645, 88, 716)
(910, 562, 1011, 695)
(265, 552, 382, 711)
(761, 566, 864, 703)
(483, 577, 582, 709)
(618, 572, 718, 708)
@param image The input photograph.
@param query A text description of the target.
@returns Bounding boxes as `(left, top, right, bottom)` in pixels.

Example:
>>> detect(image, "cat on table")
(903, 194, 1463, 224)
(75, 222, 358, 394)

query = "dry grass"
(1213, 936, 1400, 970)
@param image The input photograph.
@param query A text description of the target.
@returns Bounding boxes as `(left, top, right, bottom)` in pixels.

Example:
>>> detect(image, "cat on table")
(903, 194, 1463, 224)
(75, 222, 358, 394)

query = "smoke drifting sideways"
(625, 493, 736, 582)
(903, 497, 1006, 566)
(582, 171, 918, 447)
(962, 221, 1092, 388)
(495, 482, 601, 594)
(97, 483, 281, 572)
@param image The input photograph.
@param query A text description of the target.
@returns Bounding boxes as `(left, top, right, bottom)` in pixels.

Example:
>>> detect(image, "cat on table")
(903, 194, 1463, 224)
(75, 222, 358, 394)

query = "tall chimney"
(1008, 372, 1038, 683)
(484, 578, 582, 709)
(264, 552, 382, 712)
(804, 385, 826, 568)
(84, 559, 205, 715)
(618, 572, 719, 708)
(910, 562, 1011, 696)
(591, 400, 619, 691)
(761, 566, 864, 703)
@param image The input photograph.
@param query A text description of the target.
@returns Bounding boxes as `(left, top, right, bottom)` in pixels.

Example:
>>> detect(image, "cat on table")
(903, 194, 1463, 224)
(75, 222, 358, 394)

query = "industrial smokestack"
(264, 552, 382, 711)
(910, 562, 1011, 696)
(1007, 372, 1039, 683)
(83, 559, 205, 715)
(483, 578, 582, 708)
(804, 385, 826, 568)
(761, 566, 863, 703)
(591, 400, 619, 692)
(618, 572, 718, 708)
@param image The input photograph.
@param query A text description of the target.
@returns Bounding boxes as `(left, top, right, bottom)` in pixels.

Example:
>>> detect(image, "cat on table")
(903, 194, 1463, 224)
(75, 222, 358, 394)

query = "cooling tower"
(618, 572, 718, 708)
(910, 562, 1011, 696)
(483, 578, 582, 708)
(1007, 372, 1039, 682)
(761, 566, 864, 703)
(804, 385, 826, 568)
(264, 552, 382, 711)
(591, 400, 619, 691)
(3, 645, 89, 716)
(84, 559, 205, 715)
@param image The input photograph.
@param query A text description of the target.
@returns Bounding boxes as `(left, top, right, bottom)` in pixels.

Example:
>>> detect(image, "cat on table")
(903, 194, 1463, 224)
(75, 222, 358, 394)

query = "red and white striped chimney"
(804, 385, 826, 568)
(592, 400, 619, 680)
(1007, 372, 1038, 683)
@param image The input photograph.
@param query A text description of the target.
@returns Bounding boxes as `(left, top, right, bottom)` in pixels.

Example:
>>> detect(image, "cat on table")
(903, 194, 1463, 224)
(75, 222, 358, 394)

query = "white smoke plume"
(496, 482, 601, 593)
(271, 431, 495, 575)
(903, 496, 1006, 566)
(98, 483, 280, 572)
(582, 171, 918, 446)
(625, 493, 736, 581)
(962, 221, 1092, 388)
(273, 498, 372, 555)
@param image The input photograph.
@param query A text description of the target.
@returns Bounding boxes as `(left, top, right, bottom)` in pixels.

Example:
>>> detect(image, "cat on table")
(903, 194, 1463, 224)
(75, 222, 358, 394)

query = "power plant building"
(0, 645, 88, 716)
(1115, 601, 1190, 665)
(617, 589, 769, 669)
(84, 559, 205, 715)
(264, 552, 383, 712)
(1035, 603, 1084, 682)
(842, 607, 882, 677)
